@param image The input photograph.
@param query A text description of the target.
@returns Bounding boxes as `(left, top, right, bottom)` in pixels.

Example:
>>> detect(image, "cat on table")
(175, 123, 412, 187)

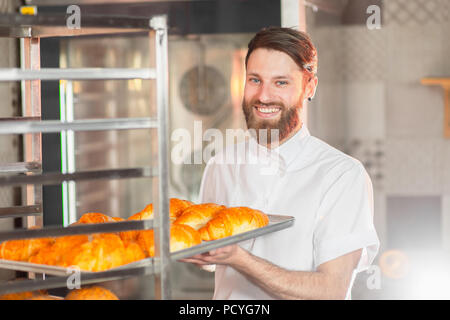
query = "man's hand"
(179, 244, 243, 268)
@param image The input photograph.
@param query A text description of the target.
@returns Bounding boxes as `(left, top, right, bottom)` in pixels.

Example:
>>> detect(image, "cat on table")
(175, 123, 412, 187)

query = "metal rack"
(0, 12, 172, 299)
(0, 11, 295, 300)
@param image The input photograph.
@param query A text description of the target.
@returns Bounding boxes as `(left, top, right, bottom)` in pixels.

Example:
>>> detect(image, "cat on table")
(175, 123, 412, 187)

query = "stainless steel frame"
(151, 15, 172, 300)
(0, 11, 295, 299)
(20, 35, 42, 232)
(0, 12, 172, 299)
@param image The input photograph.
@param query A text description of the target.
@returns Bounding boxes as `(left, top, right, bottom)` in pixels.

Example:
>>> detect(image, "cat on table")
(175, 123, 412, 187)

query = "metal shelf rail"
(0, 12, 171, 299)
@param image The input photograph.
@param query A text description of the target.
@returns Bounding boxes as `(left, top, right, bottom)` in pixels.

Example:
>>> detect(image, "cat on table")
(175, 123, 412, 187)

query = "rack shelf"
(0, 68, 156, 81)
(0, 219, 154, 242)
(0, 161, 41, 173)
(0, 205, 42, 219)
(0, 117, 158, 134)
(0, 167, 156, 188)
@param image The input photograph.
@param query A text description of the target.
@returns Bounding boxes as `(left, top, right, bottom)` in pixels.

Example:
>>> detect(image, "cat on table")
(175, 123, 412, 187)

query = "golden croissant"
(120, 198, 193, 242)
(65, 286, 119, 300)
(137, 224, 201, 257)
(0, 289, 49, 300)
(61, 233, 128, 272)
(129, 198, 193, 221)
(123, 240, 146, 264)
(199, 207, 269, 241)
(29, 234, 89, 266)
(77, 212, 115, 224)
(0, 226, 54, 262)
(173, 203, 226, 230)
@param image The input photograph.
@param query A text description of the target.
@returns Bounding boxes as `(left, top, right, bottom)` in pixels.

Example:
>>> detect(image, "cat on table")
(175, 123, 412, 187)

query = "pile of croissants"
(0, 199, 269, 273)
(0, 285, 119, 300)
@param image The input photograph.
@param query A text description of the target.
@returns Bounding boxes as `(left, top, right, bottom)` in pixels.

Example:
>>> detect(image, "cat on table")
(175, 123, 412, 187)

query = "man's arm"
(181, 245, 362, 300)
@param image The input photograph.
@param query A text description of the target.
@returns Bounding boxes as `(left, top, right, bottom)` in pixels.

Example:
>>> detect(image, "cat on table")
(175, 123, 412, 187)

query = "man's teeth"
(257, 107, 280, 113)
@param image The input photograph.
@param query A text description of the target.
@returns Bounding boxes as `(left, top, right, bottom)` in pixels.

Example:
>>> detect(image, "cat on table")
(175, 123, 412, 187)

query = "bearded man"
(182, 27, 380, 300)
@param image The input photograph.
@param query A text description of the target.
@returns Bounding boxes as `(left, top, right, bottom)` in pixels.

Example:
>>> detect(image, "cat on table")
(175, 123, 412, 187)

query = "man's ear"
(309, 76, 318, 100)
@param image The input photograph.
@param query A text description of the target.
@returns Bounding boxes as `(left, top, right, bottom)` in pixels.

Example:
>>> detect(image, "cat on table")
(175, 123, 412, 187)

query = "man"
(182, 27, 379, 300)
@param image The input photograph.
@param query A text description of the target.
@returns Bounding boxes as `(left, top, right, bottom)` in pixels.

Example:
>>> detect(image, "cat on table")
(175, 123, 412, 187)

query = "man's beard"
(242, 98, 301, 146)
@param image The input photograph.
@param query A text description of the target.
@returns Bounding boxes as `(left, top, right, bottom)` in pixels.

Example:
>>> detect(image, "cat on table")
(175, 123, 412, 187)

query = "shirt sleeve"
(313, 162, 380, 272)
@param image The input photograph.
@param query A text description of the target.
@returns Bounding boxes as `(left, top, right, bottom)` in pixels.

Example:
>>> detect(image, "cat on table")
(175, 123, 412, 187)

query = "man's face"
(242, 48, 307, 145)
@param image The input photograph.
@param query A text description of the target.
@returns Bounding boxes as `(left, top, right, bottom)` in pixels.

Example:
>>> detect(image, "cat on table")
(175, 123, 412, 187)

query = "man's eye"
(249, 78, 260, 84)
(276, 80, 288, 86)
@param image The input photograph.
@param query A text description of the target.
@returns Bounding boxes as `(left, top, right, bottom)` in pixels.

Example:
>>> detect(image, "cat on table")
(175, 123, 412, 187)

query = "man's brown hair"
(245, 26, 318, 77)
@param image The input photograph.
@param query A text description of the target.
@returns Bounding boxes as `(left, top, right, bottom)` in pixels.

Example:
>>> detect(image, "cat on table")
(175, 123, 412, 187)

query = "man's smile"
(253, 105, 282, 119)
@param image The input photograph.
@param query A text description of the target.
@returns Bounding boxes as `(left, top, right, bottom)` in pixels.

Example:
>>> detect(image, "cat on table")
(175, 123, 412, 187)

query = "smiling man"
(182, 27, 380, 300)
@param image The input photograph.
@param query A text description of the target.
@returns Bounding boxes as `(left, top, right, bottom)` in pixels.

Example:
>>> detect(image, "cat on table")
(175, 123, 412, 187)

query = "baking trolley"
(0, 10, 294, 299)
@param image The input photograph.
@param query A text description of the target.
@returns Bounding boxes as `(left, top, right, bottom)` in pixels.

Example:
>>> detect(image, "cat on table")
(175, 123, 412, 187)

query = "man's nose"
(256, 83, 274, 104)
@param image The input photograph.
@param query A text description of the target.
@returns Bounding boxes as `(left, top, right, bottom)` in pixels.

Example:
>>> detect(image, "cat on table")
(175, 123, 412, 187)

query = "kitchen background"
(0, 0, 449, 299)
(307, 0, 450, 299)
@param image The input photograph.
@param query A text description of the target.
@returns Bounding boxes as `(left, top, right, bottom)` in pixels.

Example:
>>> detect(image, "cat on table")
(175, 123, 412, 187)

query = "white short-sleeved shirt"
(199, 125, 380, 300)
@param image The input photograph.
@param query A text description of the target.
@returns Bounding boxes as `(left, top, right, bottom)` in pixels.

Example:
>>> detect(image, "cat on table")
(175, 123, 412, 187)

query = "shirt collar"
(275, 125, 311, 168)
(246, 125, 311, 175)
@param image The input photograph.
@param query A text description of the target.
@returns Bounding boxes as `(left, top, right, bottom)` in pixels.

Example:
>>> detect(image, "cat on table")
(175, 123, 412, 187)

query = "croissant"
(199, 207, 269, 241)
(0, 239, 38, 262)
(65, 286, 119, 300)
(129, 198, 193, 221)
(28, 245, 58, 265)
(0, 227, 54, 262)
(0, 289, 48, 300)
(121, 198, 193, 242)
(123, 240, 146, 264)
(173, 203, 226, 230)
(28, 235, 89, 266)
(0, 291, 35, 300)
(137, 224, 201, 257)
(61, 233, 127, 272)
(77, 212, 115, 224)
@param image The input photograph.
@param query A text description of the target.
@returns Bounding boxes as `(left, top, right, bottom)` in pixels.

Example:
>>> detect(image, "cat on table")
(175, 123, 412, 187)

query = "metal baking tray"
(171, 214, 295, 260)
(0, 214, 294, 278)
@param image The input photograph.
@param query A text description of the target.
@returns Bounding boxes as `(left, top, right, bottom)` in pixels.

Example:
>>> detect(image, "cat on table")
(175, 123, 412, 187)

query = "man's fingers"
(179, 258, 206, 264)
(179, 247, 233, 265)
(179, 253, 215, 264)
